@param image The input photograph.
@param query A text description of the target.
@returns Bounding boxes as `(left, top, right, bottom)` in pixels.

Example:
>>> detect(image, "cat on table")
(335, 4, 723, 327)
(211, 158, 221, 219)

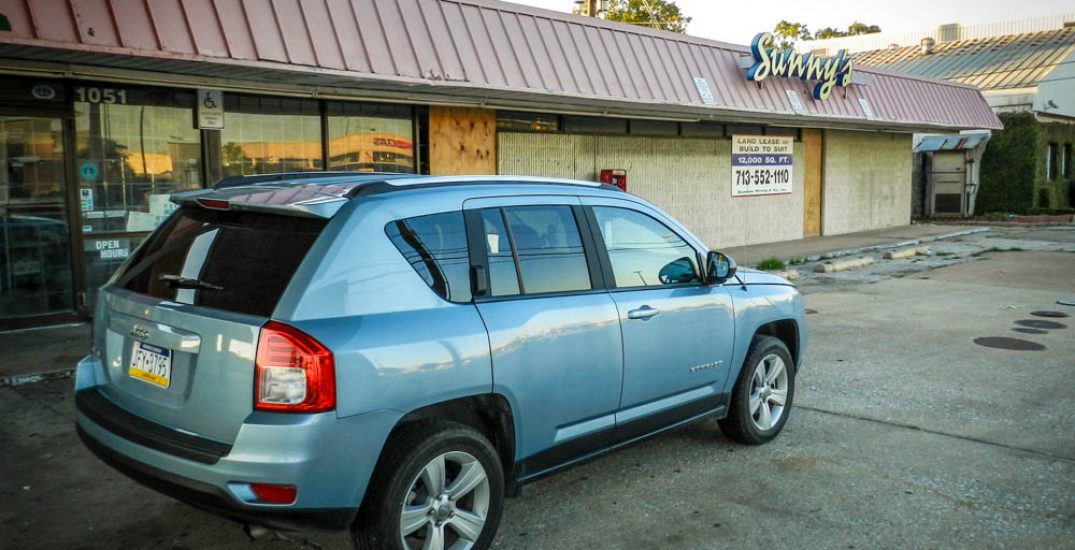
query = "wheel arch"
(389, 394, 518, 491)
(753, 318, 800, 369)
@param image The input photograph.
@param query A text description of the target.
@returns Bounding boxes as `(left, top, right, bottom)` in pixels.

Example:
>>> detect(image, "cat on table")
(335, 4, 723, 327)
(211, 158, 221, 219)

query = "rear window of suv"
(115, 207, 327, 317)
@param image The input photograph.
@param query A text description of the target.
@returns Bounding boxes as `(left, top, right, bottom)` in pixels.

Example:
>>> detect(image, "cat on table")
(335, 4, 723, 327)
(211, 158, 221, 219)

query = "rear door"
(580, 198, 735, 442)
(91, 206, 327, 444)
(464, 196, 623, 479)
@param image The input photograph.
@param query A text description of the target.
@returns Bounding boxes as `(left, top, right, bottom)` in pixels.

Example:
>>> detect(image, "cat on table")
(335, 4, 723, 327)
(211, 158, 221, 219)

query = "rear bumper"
(77, 425, 354, 531)
(73, 354, 400, 532)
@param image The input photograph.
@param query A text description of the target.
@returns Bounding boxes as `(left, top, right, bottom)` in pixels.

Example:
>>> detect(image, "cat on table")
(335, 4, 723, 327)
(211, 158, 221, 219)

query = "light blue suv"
(75, 174, 806, 550)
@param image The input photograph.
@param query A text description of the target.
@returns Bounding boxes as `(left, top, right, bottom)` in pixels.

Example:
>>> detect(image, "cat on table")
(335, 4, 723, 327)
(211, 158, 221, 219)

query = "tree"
(772, 20, 811, 50)
(600, 0, 691, 34)
(772, 20, 882, 48)
(846, 21, 881, 36)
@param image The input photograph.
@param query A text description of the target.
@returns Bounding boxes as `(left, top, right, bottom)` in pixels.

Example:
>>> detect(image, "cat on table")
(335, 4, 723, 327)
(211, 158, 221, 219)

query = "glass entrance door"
(0, 115, 77, 326)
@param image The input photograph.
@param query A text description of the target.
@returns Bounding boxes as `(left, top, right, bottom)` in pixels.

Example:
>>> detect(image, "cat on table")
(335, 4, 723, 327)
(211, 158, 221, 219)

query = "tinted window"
(501, 206, 591, 294)
(479, 209, 521, 297)
(592, 207, 699, 288)
(386, 212, 471, 303)
(117, 207, 326, 317)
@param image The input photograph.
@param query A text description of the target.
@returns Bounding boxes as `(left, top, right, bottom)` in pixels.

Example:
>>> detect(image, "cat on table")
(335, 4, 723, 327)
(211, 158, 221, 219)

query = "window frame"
(464, 204, 606, 303)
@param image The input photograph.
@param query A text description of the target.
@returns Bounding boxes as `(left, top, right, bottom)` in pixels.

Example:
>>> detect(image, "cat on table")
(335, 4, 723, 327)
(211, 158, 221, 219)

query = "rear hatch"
(92, 199, 329, 445)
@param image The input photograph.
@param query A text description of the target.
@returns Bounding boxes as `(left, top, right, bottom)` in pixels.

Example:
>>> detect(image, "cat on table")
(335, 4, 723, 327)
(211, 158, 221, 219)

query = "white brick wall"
(498, 132, 805, 249)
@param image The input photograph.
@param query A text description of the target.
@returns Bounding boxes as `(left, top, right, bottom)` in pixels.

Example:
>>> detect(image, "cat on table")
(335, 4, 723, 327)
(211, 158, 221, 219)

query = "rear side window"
(386, 211, 472, 303)
(116, 207, 326, 317)
(476, 205, 592, 296)
(592, 206, 700, 288)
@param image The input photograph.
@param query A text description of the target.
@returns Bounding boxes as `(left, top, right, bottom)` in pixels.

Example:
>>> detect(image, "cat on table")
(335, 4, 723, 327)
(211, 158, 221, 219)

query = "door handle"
(627, 306, 660, 320)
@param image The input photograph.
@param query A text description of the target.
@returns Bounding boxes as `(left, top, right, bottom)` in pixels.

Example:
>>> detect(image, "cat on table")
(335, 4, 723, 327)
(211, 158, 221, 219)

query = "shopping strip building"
(0, 0, 1000, 329)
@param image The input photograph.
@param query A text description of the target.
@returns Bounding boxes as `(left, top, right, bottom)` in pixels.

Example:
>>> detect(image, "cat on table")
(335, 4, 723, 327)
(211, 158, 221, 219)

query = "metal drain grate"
(1014, 319, 1067, 330)
(973, 337, 1046, 351)
(1031, 310, 1070, 318)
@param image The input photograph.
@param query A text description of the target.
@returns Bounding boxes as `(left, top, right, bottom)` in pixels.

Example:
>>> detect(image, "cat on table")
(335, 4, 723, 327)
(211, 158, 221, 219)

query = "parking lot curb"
(1, 368, 75, 388)
(791, 227, 990, 265)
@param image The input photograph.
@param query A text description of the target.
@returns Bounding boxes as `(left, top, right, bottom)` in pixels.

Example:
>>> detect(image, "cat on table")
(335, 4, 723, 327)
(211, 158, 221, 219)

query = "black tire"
(718, 335, 796, 445)
(352, 421, 505, 550)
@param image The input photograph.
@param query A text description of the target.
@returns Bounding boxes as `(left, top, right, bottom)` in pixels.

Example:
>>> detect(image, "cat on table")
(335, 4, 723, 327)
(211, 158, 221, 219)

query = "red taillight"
(197, 198, 230, 210)
(254, 321, 335, 413)
(249, 483, 297, 504)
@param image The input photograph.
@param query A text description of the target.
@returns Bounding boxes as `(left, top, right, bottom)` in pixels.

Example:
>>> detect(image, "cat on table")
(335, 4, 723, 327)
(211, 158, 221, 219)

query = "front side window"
(477, 205, 592, 296)
(386, 212, 471, 303)
(592, 206, 699, 288)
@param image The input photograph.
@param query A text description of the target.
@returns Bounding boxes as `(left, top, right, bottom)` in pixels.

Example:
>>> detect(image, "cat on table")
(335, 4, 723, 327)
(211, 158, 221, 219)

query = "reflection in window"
(502, 206, 591, 294)
(1, 116, 74, 318)
(75, 101, 202, 234)
(328, 116, 414, 173)
(593, 207, 699, 288)
(75, 95, 202, 307)
(221, 112, 322, 177)
(479, 208, 520, 297)
(386, 212, 471, 303)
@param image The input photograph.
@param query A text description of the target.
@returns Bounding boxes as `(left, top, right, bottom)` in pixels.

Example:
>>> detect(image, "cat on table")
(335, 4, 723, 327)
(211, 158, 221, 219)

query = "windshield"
(114, 207, 327, 317)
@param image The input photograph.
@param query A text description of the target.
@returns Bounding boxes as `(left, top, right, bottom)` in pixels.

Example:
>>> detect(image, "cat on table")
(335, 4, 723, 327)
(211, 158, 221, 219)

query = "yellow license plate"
(129, 341, 172, 388)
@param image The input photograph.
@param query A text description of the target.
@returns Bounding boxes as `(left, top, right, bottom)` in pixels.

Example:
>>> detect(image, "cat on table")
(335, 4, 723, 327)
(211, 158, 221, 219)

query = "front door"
(0, 114, 80, 329)
(582, 199, 735, 442)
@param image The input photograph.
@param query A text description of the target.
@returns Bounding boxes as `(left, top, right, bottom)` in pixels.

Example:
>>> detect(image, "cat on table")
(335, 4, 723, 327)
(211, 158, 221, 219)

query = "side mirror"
(706, 251, 737, 284)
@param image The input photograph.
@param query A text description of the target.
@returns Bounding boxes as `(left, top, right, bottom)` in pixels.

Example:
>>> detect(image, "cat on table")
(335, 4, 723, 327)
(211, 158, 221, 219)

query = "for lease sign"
(731, 135, 793, 197)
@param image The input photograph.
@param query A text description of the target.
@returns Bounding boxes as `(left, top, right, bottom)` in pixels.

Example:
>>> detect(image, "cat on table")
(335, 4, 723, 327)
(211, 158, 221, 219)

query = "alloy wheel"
(400, 450, 491, 550)
(748, 353, 789, 432)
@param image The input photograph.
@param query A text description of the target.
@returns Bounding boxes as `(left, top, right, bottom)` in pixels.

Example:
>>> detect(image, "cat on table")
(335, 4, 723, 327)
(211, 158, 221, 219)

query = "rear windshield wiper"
(158, 274, 225, 292)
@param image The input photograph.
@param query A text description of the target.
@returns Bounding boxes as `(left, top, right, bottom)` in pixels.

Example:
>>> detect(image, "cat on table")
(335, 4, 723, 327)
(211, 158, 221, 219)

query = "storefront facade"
(0, 75, 420, 329)
(0, 0, 1000, 329)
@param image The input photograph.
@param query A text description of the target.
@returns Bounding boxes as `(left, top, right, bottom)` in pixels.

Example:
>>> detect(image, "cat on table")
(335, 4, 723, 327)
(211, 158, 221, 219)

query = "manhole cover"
(1014, 319, 1067, 330)
(1032, 310, 1070, 318)
(1012, 327, 1047, 335)
(805, 309, 818, 315)
(974, 337, 1046, 351)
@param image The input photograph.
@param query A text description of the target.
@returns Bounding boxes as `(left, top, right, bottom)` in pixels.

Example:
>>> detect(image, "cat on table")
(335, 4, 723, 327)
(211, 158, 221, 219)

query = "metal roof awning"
(0, 0, 1003, 132)
(914, 132, 991, 153)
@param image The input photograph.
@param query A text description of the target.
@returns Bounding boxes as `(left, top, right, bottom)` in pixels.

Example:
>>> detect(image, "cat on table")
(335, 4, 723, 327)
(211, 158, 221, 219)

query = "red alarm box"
(600, 169, 627, 191)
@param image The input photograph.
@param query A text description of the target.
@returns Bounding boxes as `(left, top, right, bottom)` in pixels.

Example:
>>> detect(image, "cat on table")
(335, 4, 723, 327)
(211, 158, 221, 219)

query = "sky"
(506, 0, 1075, 45)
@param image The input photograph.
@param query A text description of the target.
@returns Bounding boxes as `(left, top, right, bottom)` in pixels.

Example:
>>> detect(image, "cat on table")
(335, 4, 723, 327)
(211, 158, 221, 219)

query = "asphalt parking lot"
(2, 227, 1073, 549)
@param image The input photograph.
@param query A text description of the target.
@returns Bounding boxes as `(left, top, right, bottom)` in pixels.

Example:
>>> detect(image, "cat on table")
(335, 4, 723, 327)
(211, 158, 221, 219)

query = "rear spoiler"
(171, 186, 350, 219)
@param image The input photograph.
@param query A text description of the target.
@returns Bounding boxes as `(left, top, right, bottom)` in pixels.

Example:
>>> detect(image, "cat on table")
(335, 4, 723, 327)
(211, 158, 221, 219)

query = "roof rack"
(213, 172, 402, 189)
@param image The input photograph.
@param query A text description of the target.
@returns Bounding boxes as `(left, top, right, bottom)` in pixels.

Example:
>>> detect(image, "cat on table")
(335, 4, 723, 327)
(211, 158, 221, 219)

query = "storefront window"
(0, 115, 74, 320)
(221, 96, 322, 177)
(326, 103, 415, 173)
(74, 85, 202, 301)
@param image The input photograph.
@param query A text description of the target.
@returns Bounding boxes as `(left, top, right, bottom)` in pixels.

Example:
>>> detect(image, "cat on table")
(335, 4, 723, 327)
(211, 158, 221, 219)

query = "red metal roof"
(0, 0, 1002, 130)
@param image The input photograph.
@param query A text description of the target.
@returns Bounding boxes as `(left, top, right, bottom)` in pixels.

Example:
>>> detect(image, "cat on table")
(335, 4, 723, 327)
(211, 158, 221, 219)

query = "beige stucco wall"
(821, 130, 913, 235)
(498, 133, 805, 249)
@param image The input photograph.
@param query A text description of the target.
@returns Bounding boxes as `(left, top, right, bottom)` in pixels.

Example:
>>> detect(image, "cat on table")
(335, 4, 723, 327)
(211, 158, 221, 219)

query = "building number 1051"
(74, 86, 128, 105)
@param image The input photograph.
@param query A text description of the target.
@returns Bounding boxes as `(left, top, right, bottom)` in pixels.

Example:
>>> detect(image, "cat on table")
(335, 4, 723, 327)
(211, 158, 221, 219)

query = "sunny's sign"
(746, 32, 853, 101)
